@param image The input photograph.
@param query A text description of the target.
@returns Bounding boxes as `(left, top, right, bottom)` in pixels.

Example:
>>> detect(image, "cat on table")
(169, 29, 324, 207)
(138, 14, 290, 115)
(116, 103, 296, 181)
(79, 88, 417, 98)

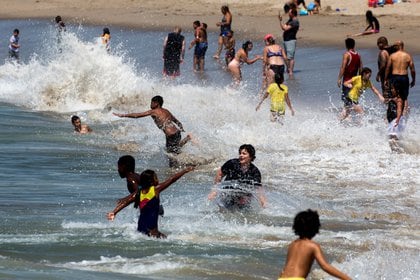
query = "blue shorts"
(194, 42, 208, 59)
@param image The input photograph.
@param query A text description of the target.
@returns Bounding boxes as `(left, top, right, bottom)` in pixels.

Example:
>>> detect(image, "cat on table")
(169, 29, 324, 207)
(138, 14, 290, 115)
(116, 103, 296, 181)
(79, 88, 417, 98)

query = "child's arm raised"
(156, 166, 195, 194)
(314, 243, 352, 280)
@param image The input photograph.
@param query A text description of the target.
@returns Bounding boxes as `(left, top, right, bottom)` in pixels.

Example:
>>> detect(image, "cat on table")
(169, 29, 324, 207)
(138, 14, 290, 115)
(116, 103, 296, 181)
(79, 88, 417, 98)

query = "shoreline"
(1, 0, 420, 54)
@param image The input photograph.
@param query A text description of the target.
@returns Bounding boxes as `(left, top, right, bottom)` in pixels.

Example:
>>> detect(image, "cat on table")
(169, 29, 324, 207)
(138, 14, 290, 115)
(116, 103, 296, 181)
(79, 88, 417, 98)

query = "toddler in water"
(256, 73, 294, 124)
(278, 209, 351, 280)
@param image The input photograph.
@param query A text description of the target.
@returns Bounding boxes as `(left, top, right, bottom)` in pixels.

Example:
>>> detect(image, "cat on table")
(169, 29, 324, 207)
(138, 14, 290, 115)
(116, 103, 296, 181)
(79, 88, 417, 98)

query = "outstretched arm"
(107, 192, 136, 221)
(113, 110, 152, 118)
(371, 85, 385, 103)
(314, 244, 352, 280)
(208, 168, 224, 200)
(285, 92, 295, 116)
(256, 91, 269, 111)
(155, 166, 195, 194)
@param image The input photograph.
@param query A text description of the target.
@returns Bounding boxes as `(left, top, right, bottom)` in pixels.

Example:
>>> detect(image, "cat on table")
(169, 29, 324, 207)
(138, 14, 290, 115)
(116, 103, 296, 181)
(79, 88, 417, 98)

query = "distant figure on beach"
(228, 40, 262, 84)
(262, 34, 287, 90)
(107, 166, 194, 238)
(189, 20, 208, 73)
(385, 40, 416, 118)
(71, 115, 92, 134)
(223, 30, 236, 66)
(337, 38, 363, 111)
(163, 26, 185, 78)
(307, 0, 321, 15)
(348, 10, 380, 37)
(208, 144, 267, 211)
(113, 95, 191, 165)
(213, 5, 232, 60)
(101, 27, 111, 53)
(376, 36, 390, 92)
(284, 0, 307, 14)
(8, 29, 20, 61)
(256, 73, 294, 124)
(340, 67, 385, 122)
(385, 81, 406, 152)
(279, 9, 300, 77)
(278, 209, 352, 280)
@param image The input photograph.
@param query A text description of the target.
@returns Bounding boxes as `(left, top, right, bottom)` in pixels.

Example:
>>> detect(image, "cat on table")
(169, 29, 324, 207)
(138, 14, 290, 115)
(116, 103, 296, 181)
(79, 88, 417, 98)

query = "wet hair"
(139, 169, 158, 189)
(151, 95, 164, 107)
(103, 27, 110, 35)
(242, 41, 253, 54)
(239, 144, 256, 161)
(274, 73, 285, 91)
(361, 67, 372, 75)
(13, 29, 19, 34)
(71, 115, 80, 124)
(55, 16, 62, 23)
(345, 38, 355, 49)
(293, 209, 321, 239)
(377, 36, 388, 46)
(221, 5, 230, 14)
(118, 155, 135, 173)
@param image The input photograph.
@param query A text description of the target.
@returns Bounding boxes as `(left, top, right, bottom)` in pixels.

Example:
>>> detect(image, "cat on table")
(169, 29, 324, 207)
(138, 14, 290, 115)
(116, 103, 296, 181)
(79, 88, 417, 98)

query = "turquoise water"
(0, 19, 419, 279)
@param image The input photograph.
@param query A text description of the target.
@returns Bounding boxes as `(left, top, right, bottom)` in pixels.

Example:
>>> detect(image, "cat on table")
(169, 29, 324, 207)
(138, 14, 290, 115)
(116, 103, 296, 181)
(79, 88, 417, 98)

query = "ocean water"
(0, 19, 419, 280)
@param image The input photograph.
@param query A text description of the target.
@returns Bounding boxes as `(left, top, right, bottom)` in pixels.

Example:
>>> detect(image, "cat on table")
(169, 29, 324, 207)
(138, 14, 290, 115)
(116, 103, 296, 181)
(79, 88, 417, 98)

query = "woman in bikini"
(227, 40, 262, 84)
(262, 34, 287, 91)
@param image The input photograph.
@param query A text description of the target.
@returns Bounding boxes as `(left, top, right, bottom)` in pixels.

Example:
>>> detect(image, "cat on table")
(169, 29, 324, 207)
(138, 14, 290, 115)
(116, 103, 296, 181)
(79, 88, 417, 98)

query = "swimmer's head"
(293, 209, 321, 239)
(151, 95, 163, 109)
(55, 16, 62, 23)
(103, 27, 110, 35)
(394, 40, 404, 51)
(377, 36, 388, 49)
(221, 5, 230, 14)
(13, 29, 19, 35)
(193, 20, 201, 29)
(242, 41, 253, 52)
(118, 155, 135, 177)
(264, 34, 275, 45)
(239, 144, 256, 162)
(139, 169, 158, 189)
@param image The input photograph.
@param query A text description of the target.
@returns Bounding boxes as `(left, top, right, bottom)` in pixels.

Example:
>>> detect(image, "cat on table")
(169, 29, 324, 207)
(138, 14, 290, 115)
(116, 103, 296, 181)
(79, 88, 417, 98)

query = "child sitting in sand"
(278, 209, 352, 280)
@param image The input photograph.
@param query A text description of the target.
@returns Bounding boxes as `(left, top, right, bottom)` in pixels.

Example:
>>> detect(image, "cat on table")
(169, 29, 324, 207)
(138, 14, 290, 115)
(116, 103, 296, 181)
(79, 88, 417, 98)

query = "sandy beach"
(1, 0, 420, 54)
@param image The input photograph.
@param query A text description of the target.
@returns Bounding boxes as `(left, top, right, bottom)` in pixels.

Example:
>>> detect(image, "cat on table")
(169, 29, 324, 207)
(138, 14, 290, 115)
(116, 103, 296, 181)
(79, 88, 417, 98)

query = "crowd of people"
(5, 3, 416, 279)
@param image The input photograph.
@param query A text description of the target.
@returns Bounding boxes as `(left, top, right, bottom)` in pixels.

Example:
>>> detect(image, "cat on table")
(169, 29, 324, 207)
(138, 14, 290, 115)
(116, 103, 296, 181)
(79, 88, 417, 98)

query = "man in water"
(385, 40, 416, 116)
(71, 115, 92, 134)
(376, 36, 389, 92)
(337, 38, 363, 111)
(113, 96, 191, 164)
(8, 29, 20, 61)
(162, 26, 185, 78)
(208, 144, 267, 210)
(189, 20, 208, 72)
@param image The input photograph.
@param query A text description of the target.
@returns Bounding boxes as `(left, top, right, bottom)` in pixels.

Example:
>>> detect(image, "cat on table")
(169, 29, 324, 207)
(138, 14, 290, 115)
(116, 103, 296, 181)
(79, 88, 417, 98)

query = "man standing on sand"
(337, 38, 363, 109)
(376, 36, 390, 92)
(278, 9, 299, 77)
(163, 26, 185, 78)
(113, 95, 191, 160)
(385, 40, 416, 114)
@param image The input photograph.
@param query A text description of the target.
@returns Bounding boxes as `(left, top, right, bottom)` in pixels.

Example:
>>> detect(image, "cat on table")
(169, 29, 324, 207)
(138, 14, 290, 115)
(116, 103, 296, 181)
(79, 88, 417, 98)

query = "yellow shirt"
(267, 83, 288, 114)
(348, 75, 372, 102)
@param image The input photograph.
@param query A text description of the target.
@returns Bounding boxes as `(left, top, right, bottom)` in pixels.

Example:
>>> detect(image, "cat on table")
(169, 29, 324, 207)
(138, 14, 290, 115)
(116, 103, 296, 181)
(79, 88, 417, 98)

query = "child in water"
(107, 166, 194, 238)
(71, 115, 92, 134)
(385, 81, 407, 152)
(278, 209, 352, 280)
(101, 27, 111, 53)
(256, 73, 294, 124)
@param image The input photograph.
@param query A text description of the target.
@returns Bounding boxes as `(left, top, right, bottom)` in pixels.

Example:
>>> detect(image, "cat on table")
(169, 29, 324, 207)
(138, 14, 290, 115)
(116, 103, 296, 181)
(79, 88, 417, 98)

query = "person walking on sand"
(107, 166, 194, 238)
(8, 29, 20, 61)
(337, 38, 363, 110)
(228, 40, 262, 84)
(213, 5, 232, 59)
(256, 73, 294, 124)
(278, 9, 299, 77)
(163, 26, 185, 78)
(113, 95, 191, 158)
(278, 209, 352, 280)
(385, 40, 416, 117)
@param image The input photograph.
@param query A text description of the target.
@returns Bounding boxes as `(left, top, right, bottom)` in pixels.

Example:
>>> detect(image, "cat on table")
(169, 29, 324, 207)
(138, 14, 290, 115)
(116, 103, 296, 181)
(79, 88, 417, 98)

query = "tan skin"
(113, 100, 184, 137)
(72, 118, 92, 134)
(214, 6, 232, 59)
(280, 238, 351, 280)
(208, 149, 267, 208)
(376, 40, 389, 90)
(107, 166, 194, 237)
(228, 43, 262, 84)
(262, 38, 287, 89)
(223, 31, 235, 66)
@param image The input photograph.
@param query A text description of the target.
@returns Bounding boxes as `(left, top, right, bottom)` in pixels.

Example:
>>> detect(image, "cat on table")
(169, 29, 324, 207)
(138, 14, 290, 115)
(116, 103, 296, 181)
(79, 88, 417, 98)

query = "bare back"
(150, 108, 179, 136)
(390, 50, 413, 75)
(280, 239, 316, 278)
